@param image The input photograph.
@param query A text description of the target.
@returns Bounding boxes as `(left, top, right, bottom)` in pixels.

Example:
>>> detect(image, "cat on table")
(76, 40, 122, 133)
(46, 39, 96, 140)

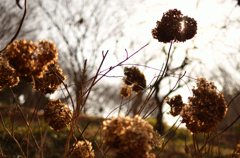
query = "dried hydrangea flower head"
(233, 143, 240, 157)
(165, 94, 186, 116)
(71, 140, 95, 158)
(32, 62, 66, 94)
(181, 78, 228, 133)
(152, 9, 197, 43)
(103, 115, 162, 158)
(122, 66, 146, 94)
(5, 39, 58, 79)
(149, 153, 156, 158)
(44, 99, 72, 131)
(119, 84, 132, 98)
(0, 56, 19, 91)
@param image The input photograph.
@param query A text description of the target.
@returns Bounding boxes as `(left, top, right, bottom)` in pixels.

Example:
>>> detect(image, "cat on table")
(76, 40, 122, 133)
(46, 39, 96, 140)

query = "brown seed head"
(152, 9, 197, 43)
(180, 78, 228, 133)
(119, 84, 132, 98)
(122, 67, 146, 94)
(165, 94, 186, 116)
(0, 56, 19, 91)
(103, 115, 162, 158)
(33, 62, 66, 94)
(71, 140, 95, 158)
(5, 39, 58, 78)
(44, 99, 72, 131)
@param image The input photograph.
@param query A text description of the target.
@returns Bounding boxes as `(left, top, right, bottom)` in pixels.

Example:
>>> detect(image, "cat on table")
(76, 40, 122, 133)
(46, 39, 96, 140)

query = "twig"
(0, 0, 28, 53)
(9, 88, 40, 150)
(0, 113, 26, 158)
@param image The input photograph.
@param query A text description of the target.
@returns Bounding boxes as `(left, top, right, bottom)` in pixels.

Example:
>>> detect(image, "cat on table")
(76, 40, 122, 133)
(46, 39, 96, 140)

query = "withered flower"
(103, 115, 162, 158)
(152, 9, 197, 43)
(44, 99, 72, 131)
(0, 56, 19, 91)
(5, 39, 58, 78)
(33, 62, 66, 94)
(122, 67, 146, 94)
(165, 94, 186, 116)
(71, 140, 95, 158)
(119, 84, 132, 98)
(181, 78, 228, 133)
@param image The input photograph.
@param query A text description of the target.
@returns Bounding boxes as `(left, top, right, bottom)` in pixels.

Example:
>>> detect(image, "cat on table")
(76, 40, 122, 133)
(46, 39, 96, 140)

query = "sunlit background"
(1, 0, 240, 129)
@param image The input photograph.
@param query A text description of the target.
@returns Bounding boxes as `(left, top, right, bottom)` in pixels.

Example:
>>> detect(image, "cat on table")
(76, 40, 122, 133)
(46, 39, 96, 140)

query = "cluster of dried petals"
(5, 39, 58, 78)
(165, 94, 186, 116)
(33, 62, 66, 94)
(119, 84, 132, 98)
(0, 56, 19, 91)
(44, 99, 72, 131)
(149, 153, 156, 158)
(103, 115, 162, 158)
(121, 67, 146, 97)
(233, 143, 240, 157)
(181, 78, 228, 133)
(71, 140, 95, 158)
(148, 130, 163, 149)
(152, 9, 197, 43)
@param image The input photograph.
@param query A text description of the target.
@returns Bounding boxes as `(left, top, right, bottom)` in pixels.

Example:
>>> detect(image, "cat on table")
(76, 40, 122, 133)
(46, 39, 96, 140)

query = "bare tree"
(35, 0, 145, 112)
(206, 0, 240, 130)
(148, 45, 196, 135)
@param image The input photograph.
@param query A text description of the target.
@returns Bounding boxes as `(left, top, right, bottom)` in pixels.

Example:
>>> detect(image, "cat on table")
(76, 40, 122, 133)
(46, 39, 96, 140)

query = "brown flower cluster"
(44, 99, 72, 131)
(165, 94, 186, 116)
(120, 67, 146, 98)
(32, 62, 66, 94)
(71, 140, 95, 158)
(119, 84, 132, 98)
(4, 39, 66, 94)
(233, 143, 240, 157)
(103, 115, 162, 158)
(180, 78, 228, 133)
(5, 39, 58, 78)
(152, 9, 197, 43)
(0, 56, 19, 91)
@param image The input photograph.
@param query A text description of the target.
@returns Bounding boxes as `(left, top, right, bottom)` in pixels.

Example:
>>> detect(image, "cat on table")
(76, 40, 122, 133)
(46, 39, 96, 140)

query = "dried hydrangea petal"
(71, 140, 95, 158)
(180, 78, 228, 133)
(119, 84, 132, 98)
(0, 56, 19, 91)
(152, 9, 197, 43)
(122, 67, 146, 95)
(5, 39, 58, 78)
(103, 115, 162, 158)
(44, 99, 72, 131)
(33, 62, 66, 94)
(165, 94, 186, 116)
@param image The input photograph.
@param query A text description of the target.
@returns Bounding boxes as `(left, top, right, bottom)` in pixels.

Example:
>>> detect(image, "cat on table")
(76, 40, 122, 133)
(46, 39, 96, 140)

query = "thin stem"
(0, 0, 28, 53)
(0, 114, 26, 158)
(9, 88, 40, 150)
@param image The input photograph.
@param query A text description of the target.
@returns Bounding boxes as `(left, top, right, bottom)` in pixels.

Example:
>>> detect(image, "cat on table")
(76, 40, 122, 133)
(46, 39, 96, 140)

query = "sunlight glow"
(180, 21, 185, 31)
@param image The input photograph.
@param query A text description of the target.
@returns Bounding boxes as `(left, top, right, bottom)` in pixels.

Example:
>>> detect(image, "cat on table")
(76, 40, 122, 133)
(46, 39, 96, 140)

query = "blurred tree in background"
(0, 1, 50, 109)
(36, 0, 146, 113)
(207, 0, 240, 131)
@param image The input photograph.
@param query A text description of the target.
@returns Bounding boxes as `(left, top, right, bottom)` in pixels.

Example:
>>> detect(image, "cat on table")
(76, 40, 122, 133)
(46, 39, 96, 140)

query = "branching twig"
(0, 0, 28, 53)
(0, 113, 26, 158)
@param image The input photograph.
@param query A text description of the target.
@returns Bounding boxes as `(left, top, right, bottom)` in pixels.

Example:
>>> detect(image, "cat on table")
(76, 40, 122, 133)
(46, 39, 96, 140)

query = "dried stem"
(0, 113, 26, 158)
(0, 0, 28, 53)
